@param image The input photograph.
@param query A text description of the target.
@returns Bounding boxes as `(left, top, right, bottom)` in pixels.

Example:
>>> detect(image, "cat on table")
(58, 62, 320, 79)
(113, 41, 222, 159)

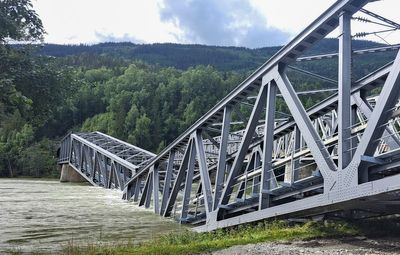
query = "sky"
(32, 0, 400, 48)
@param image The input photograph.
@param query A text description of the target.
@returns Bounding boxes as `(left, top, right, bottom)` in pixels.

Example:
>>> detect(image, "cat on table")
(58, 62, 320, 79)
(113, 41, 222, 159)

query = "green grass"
(59, 220, 361, 255)
(8, 218, 399, 255)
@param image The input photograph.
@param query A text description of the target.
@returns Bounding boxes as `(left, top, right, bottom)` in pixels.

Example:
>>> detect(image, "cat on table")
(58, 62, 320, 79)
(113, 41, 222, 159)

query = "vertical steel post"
(351, 105, 358, 158)
(101, 155, 108, 187)
(252, 150, 261, 195)
(260, 80, 277, 209)
(139, 174, 149, 206)
(68, 135, 73, 164)
(292, 126, 301, 183)
(133, 175, 142, 202)
(180, 142, 196, 222)
(91, 152, 97, 180)
(79, 143, 84, 171)
(338, 11, 352, 170)
(127, 178, 137, 201)
(160, 151, 175, 215)
(153, 166, 160, 214)
(213, 106, 232, 210)
(144, 173, 153, 209)
(194, 129, 213, 214)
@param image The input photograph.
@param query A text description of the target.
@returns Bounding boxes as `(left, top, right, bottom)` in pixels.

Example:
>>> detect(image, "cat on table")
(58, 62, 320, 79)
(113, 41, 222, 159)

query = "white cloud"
(32, 0, 178, 44)
(32, 0, 400, 47)
(158, 0, 291, 48)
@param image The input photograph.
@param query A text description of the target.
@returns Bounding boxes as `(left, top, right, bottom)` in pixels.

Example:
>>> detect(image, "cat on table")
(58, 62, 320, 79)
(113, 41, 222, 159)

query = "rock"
(209, 237, 400, 255)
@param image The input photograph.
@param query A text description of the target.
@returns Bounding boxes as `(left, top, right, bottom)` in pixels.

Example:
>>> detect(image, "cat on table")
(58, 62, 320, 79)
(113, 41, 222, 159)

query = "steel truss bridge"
(58, 0, 400, 232)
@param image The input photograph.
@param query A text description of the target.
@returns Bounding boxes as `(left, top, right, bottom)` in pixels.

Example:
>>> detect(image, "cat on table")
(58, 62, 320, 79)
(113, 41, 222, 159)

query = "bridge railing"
(58, 132, 72, 164)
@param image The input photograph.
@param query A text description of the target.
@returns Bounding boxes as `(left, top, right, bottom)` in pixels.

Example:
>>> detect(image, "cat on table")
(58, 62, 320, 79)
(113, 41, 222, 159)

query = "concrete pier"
(60, 164, 87, 183)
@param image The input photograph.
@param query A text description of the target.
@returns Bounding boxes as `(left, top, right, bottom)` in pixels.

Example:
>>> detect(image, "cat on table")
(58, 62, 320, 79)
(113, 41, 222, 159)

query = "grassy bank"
(60, 220, 361, 255)
(7, 218, 400, 255)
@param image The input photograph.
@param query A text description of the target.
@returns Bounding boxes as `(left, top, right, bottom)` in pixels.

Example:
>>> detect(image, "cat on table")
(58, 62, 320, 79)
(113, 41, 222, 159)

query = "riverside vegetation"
(7, 218, 400, 255)
(62, 220, 359, 255)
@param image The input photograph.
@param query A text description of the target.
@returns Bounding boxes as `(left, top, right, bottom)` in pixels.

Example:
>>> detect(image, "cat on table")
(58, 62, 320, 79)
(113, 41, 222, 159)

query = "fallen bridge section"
(57, 131, 156, 190)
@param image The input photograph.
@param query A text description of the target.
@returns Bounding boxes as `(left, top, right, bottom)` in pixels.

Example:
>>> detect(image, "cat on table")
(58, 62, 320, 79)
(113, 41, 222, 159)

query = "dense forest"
(0, 0, 396, 178)
(26, 39, 384, 72)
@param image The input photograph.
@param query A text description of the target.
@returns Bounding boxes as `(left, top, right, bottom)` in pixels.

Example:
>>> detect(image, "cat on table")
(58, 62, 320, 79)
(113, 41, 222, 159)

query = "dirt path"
(210, 237, 400, 255)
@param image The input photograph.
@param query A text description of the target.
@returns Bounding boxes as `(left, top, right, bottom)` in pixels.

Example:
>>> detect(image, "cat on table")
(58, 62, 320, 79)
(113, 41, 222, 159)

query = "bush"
(17, 139, 58, 177)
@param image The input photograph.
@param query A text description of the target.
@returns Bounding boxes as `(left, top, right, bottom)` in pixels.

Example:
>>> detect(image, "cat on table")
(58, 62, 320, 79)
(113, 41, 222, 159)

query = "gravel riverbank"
(210, 237, 400, 255)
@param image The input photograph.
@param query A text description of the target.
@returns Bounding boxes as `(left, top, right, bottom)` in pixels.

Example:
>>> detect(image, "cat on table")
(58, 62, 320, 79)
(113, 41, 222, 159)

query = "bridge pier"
(60, 164, 87, 183)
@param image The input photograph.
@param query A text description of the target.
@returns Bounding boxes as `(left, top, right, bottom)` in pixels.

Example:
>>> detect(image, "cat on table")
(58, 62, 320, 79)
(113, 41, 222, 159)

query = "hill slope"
(33, 39, 385, 71)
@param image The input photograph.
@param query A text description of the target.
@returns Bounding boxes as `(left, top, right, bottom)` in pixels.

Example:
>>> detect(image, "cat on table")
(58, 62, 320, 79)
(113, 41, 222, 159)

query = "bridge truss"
(58, 131, 155, 190)
(59, 0, 400, 231)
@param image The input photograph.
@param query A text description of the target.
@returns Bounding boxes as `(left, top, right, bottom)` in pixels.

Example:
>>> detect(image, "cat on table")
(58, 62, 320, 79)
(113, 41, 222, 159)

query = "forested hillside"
(28, 39, 384, 72)
(0, 1, 397, 178)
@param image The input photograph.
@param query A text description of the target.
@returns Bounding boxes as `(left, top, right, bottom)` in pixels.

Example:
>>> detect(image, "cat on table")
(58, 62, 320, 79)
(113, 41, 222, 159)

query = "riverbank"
(3, 179, 399, 254)
(0, 179, 183, 254)
(211, 236, 400, 255)
(0, 176, 60, 180)
(53, 217, 400, 255)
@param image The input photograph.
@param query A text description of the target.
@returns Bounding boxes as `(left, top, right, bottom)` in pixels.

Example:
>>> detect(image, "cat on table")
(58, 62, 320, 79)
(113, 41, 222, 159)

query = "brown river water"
(0, 179, 184, 254)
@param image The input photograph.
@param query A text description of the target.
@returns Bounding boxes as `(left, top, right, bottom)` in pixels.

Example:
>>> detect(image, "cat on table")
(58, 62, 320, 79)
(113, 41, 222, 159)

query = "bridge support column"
(60, 164, 87, 183)
(338, 10, 352, 170)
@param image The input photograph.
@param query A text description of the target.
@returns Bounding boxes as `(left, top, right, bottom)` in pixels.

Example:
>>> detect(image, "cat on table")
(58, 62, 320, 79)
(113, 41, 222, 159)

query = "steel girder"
(58, 0, 400, 231)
